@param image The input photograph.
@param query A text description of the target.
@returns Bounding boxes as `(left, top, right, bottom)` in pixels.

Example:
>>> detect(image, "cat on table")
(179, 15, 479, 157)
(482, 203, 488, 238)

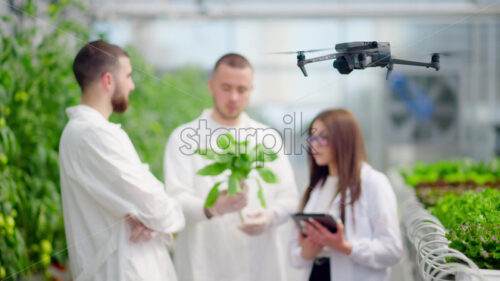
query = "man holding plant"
(59, 40, 185, 281)
(163, 53, 299, 281)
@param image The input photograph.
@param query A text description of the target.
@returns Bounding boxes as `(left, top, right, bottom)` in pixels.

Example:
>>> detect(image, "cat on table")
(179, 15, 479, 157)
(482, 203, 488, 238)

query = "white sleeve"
(77, 127, 185, 234)
(348, 174, 403, 269)
(288, 231, 314, 269)
(267, 151, 299, 226)
(163, 130, 208, 224)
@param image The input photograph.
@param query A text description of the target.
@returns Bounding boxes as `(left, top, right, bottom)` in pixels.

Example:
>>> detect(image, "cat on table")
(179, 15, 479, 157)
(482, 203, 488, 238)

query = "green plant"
(195, 133, 279, 210)
(429, 188, 500, 269)
(400, 159, 500, 206)
(1, 0, 88, 278)
(0, 0, 211, 279)
(400, 158, 500, 188)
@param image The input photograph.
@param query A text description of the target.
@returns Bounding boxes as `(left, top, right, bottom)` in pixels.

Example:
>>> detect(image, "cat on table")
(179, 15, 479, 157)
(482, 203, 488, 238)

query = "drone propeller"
(267, 47, 334, 55)
(433, 52, 452, 57)
(424, 49, 469, 58)
(428, 51, 462, 58)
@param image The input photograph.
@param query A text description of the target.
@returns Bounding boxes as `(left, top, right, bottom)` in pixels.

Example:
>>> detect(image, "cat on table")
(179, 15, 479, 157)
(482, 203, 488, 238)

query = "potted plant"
(195, 133, 279, 221)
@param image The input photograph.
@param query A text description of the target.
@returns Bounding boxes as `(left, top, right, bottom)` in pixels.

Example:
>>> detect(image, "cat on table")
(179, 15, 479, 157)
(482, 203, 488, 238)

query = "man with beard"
(163, 53, 299, 281)
(59, 40, 184, 281)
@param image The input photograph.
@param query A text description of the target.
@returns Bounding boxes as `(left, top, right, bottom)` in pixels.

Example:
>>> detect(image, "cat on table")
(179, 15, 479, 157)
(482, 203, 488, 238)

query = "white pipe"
(422, 249, 480, 281)
(434, 264, 485, 281)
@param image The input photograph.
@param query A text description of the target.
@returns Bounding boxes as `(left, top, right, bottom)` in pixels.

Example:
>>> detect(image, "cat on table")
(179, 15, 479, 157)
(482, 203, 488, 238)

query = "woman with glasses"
(288, 109, 402, 281)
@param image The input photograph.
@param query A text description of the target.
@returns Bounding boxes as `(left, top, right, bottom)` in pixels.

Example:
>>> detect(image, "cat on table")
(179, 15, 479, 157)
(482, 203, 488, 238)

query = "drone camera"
(333, 56, 354, 74)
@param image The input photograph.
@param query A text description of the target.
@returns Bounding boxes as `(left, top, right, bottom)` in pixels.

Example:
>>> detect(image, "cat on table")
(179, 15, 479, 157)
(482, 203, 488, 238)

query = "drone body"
(295, 41, 440, 79)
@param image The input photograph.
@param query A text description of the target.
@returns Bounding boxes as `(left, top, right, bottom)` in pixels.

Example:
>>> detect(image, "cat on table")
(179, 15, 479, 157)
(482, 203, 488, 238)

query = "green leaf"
(233, 154, 252, 178)
(195, 148, 217, 160)
(263, 150, 279, 162)
(204, 181, 224, 207)
(255, 178, 267, 208)
(250, 144, 263, 162)
(235, 139, 251, 154)
(216, 153, 235, 164)
(196, 162, 228, 176)
(1, 15, 14, 23)
(240, 153, 250, 162)
(226, 133, 235, 143)
(256, 166, 279, 183)
(234, 155, 251, 169)
(251, 144, 278, 163)
(227, 174, 241, 195)
(217, 133, 235, 150)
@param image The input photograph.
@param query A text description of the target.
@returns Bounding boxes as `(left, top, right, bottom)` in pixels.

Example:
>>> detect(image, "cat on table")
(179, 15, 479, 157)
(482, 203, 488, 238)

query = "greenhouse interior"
(0, 0, 499, 280)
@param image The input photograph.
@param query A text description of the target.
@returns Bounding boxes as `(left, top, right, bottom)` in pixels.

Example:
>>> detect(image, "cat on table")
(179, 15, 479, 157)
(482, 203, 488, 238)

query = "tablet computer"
(292, 213, 338, 235)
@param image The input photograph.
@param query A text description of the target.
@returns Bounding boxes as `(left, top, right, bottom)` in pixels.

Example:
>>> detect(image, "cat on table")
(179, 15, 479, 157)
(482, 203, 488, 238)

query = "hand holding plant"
(195, 133, 280, 219)
(237, 209, 274, 236)
(207, 186, 249, 216)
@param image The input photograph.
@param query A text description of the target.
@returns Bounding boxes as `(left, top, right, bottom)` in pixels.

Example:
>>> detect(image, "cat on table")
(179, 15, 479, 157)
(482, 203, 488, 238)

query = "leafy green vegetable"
(197, 162, 229, 176)
(400, 159, 500, 206)
(205, 181, 223, 207)
(256, 166, 279, 183)
(217, 133, 233, 150)
(196, 133, 279, 207)
(401, 160, 500, 269)
(401, 158, 500, 188)
(429, 188, 500, 269)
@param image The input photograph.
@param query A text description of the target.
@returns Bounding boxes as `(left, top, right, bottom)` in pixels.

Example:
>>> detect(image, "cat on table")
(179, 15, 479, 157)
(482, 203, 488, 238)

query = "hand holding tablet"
(292, 213, 338, 235)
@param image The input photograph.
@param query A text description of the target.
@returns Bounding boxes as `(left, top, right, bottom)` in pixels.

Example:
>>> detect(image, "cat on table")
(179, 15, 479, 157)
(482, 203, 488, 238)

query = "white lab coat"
(163, 109, 299, 281)
(59, 105, 185, 281)
(288, 163, 403, 281)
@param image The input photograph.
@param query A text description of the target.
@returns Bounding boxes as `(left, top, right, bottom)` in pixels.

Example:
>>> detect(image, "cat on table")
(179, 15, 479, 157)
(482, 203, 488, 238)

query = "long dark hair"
(300, 109, 367, 224)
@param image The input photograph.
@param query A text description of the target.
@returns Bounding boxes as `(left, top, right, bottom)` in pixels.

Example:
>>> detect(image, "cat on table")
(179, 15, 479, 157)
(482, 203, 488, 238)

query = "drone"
(277, 41, 440, 79)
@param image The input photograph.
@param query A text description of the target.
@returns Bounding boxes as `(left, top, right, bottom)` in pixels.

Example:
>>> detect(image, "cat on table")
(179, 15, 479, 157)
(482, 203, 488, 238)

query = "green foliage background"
(0, 0, 211, 279)
(112, 49, 212, 179)
(430, 189, 500, 269)
(400, 158, 500, 187)
(400, 160, 500, 269)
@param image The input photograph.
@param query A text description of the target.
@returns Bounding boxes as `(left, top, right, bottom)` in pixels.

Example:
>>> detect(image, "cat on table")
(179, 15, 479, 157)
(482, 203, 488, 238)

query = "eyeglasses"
(307, 135, 329, 147)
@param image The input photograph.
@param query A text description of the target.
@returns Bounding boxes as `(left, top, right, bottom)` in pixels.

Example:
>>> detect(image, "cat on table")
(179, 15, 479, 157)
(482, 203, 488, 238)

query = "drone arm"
(303, 53, 341, 65)
(298, 53, 340, 77)
(390, 58, 439, 71)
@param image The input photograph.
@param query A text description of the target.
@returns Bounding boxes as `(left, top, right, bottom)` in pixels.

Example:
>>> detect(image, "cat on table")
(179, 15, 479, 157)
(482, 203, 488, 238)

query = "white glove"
(126, 215, 157, 243)
(238, 210, 275, 236)
(207, 188, 248, 217)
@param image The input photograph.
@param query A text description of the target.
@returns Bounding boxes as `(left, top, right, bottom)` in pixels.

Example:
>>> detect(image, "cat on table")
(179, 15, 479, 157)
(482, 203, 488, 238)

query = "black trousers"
(309, 257, 331, 281)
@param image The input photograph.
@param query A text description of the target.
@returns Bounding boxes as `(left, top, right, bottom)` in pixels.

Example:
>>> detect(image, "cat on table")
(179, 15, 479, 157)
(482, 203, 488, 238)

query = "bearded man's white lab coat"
(59, 105, 185, 281)
(163, 109, 299, 281)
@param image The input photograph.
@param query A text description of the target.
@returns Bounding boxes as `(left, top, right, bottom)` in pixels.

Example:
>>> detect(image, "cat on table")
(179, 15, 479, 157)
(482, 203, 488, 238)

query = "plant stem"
(239, 178, 247, 223)
(238, 210, 244, 223)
